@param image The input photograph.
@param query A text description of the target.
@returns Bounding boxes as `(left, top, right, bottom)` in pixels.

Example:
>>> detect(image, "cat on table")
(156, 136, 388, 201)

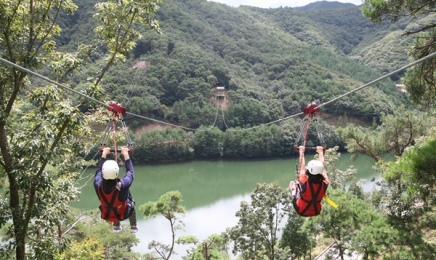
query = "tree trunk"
(0, 120, 26, 260)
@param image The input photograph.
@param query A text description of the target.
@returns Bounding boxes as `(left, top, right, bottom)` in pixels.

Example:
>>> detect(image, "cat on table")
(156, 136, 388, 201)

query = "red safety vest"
(97, 184, 128, 222)
(296, 179, 327, 216)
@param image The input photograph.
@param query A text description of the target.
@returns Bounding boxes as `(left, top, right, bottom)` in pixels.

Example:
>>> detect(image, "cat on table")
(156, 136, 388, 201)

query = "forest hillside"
(46, 0, 435, 162)
(58, 0, 419, 130)
(1, 0, 436, 259)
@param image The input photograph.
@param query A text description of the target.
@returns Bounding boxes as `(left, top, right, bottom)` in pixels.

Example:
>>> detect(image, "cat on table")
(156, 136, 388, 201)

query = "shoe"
(113, 226, 122, 233)
(130, 226, 139, 233)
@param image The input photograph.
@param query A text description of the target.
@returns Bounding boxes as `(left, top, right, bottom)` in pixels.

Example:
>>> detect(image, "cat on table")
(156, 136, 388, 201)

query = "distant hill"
(294, 1, 357, 11)
(60, 0, 418, 130)
(247, 4, 415, 75)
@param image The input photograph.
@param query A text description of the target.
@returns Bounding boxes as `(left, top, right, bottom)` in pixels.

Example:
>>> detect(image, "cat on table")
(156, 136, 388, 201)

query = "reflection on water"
(133, 194, 250, 258)
(72, 153, 381, 258)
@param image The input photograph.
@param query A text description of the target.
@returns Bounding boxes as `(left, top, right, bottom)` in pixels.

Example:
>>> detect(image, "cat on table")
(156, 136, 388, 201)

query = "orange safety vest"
(296, 179, 327, 216)
(97, 184, 128, 222)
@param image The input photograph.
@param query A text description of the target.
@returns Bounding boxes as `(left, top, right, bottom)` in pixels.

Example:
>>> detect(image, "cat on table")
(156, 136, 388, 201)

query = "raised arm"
(316, 146, 329, 182)
(121, 146, 130, 161)
(94, 147, 111, 187)
(299, 146, 306, 177)
(120, 147, 134, 188)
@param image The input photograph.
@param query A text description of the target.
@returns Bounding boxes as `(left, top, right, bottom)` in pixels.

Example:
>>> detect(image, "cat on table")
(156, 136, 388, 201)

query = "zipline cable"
(2, 50, 436, 131)
(314, 241, 337, 260)
(0, 57, 109, 107)
(0, 57, 199, 131)
(317, 51, 436, 109)
(221, 51, 436, 131)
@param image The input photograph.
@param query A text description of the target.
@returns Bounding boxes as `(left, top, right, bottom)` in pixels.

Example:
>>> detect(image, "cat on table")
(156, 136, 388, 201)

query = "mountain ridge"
(62, 0, 415, 130)
(294, 1, 357, 11)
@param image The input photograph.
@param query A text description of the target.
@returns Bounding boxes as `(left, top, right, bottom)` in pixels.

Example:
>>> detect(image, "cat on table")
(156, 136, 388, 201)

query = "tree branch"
(94, 9, 138, 87)
(30, 0, 63, 59)
(402, 23, 436, 36)
(24, 117, 71, 233)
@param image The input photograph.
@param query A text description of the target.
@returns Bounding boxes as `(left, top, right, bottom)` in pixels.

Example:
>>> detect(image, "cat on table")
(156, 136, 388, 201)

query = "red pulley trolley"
(293, 102, 326, 152)
(99, 102, 134, 162)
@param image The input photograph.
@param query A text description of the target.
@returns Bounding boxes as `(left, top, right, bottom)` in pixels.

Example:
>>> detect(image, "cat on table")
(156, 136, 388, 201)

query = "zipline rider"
(94, 147, 138, 233)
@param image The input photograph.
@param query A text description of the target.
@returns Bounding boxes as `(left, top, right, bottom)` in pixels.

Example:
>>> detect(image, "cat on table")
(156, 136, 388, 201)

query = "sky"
(208, 0, 364, 8)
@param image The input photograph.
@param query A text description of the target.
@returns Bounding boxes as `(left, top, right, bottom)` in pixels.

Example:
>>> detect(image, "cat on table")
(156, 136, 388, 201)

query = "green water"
(72, 153, 380, 257)
(73, 152, 379, 211)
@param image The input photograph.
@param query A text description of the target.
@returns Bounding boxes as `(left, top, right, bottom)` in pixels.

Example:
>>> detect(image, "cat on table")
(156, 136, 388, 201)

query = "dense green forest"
(58, 0, 424, 162)
(1, 0, 436, 259)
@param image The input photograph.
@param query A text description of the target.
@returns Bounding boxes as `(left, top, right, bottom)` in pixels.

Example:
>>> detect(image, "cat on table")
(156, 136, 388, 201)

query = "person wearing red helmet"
(289, 146, 329, 217)
(94, 147, 138, 233)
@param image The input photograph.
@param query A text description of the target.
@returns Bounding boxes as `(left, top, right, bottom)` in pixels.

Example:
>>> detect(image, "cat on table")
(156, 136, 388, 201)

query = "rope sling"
(99, 102, 134, 162)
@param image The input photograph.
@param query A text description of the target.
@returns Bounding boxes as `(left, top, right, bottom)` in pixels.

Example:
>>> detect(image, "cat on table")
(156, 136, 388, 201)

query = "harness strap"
(100, 120, 112, 148)
(111, 119, 118, 162)
(294, 118, 310, 148)
(314, 118, 326, 148)
(299, 181, 324, 216)
(98, 186, 123, 221)
(99, 118, 134, 156)
(121, 120, 134, 150)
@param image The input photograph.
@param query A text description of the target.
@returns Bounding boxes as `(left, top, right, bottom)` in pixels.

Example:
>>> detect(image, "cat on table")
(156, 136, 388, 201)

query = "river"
(72, 153, 381, 258)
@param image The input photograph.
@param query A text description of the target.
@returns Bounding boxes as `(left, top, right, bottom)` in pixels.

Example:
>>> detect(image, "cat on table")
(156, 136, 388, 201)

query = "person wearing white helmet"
(94, 147, 138, 233)
(289, 146, 329, 216)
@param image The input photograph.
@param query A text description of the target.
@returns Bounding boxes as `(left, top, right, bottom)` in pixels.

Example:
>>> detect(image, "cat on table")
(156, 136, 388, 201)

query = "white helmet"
(102, 160, 119, 180)
(306, 160, 324, 175)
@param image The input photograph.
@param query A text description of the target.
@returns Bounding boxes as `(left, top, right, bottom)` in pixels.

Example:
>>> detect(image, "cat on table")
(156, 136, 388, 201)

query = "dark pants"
(114, 201, 137, 227)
